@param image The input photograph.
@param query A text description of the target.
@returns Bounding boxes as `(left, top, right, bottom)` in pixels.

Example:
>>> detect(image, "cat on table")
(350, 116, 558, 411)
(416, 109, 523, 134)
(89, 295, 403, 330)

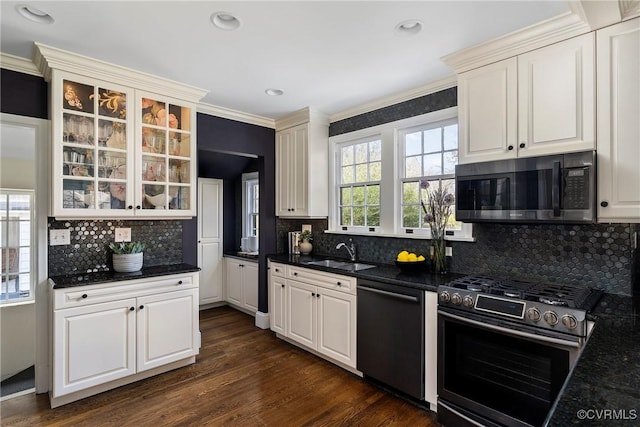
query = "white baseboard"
(255, 311, 270, 329)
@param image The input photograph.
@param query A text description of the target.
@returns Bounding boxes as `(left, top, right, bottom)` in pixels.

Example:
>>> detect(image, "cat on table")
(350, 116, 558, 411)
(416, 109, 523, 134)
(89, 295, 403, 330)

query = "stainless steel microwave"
(455, 151, 595, 224)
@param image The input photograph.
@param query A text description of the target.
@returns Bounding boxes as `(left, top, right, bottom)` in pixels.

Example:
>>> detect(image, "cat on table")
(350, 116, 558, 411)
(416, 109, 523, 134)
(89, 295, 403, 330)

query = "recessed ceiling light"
(16, 4, 54, 24)
(210, 12, 241, 31)
(395, 19, 423, 36)
(265, 89, 284, 96)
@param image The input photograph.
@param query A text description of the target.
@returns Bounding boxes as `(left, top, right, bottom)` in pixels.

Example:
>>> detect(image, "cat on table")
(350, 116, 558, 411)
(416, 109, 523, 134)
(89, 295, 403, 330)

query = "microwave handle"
(552, 161, 561, 216)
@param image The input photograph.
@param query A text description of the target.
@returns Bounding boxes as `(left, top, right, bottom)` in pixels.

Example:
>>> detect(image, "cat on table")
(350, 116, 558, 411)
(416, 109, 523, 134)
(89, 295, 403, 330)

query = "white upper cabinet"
(35, 43, 206, 219)
(458, 58, 518, 163)
(596, 18, 640, 222)
(517, 33, 595, 157)
(275, 108, 329, 217)
(457, 34, 595, 164)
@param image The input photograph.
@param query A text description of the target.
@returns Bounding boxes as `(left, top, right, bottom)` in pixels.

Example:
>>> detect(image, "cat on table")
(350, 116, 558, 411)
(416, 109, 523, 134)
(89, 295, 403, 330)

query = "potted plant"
(109, 241, 146, 273)
(298, 230, 313, 255)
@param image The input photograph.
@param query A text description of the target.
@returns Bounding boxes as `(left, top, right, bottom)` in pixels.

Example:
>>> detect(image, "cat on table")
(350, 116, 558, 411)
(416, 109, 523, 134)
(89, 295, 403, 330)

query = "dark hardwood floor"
(1, 306, 440, 426)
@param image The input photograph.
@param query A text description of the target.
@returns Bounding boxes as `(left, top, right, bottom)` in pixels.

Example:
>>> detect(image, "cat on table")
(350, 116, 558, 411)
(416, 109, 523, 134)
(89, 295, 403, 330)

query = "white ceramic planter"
(112, 252, 143, 273)
(299, 240, 313, 255)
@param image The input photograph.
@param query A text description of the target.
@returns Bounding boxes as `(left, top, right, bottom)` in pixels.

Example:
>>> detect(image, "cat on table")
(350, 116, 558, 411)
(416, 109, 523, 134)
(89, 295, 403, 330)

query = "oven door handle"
(438, 310, 580, 349)
(357, 285, 419, 303)
(438, 401, 487, 427)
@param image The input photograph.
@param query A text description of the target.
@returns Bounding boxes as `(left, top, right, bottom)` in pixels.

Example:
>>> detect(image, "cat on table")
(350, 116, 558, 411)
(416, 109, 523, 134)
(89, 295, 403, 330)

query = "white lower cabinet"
(269, 263, 357, 369)
(51, 272, 199, 407)
(225, 257, 258, 315)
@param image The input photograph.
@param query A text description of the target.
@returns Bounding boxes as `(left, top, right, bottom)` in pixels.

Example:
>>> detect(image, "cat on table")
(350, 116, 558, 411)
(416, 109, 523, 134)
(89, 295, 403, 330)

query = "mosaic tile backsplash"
(48, 219, 182, 276)
(277, 219, 637, 296)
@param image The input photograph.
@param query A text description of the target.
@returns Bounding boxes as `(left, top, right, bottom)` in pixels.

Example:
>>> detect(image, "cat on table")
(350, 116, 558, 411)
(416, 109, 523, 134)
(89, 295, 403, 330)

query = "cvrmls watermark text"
(577, 409, 637, 421)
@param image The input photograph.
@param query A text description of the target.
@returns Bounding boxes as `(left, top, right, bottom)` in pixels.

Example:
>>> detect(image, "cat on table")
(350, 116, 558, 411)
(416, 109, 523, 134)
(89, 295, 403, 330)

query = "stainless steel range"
(437, 275, 602, 427)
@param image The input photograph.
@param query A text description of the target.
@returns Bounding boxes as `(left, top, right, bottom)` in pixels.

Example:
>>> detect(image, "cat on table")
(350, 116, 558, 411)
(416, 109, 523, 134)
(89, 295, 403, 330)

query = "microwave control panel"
(563, 167, 590, 209)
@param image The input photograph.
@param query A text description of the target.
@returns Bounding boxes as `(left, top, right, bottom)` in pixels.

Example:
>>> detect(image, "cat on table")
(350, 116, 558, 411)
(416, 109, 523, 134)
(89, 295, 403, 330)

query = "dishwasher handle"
(357, 285, 419, 303)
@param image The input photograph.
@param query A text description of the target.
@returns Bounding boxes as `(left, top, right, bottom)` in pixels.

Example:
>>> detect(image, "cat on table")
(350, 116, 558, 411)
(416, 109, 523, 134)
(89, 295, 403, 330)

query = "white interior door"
(197, 178, 223, 305)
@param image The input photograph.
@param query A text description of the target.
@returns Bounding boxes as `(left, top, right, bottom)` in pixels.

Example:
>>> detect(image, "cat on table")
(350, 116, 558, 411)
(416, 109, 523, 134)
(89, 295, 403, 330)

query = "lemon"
(407, 253, 418, 262)
(417, 255, 425, 261)
(397, 250, 410, 261)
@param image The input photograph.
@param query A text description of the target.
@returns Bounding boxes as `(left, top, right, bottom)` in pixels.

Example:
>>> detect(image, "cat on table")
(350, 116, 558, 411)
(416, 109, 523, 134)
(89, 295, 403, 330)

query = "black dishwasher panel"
(357, 279, 425, 400)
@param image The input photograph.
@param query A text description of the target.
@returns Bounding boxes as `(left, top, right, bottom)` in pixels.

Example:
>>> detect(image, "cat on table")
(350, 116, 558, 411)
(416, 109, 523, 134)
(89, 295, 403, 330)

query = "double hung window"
(337, 138, 382, 231)
(1, 190, 35, 304)
(242, 172, 259, 238)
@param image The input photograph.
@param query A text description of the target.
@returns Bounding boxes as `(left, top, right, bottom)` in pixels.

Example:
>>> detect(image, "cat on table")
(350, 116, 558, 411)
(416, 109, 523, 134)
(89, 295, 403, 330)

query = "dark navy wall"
(192, 113, 275, 313)
(0, 69, 48, 119)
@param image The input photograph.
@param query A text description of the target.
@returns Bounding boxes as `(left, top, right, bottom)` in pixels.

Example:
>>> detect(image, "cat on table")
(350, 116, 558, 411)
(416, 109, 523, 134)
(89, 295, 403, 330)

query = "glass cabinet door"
(139, 96, 192, 212)
(59, 77, 131, 214)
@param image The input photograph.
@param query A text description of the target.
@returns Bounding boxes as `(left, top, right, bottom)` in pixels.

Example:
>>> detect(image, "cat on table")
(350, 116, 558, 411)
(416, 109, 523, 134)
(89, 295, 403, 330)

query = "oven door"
(437, 309, 581, 427)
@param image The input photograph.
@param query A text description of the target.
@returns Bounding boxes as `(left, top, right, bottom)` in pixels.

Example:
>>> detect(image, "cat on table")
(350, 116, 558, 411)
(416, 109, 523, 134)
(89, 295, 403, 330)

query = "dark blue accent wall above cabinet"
(0, 69, 49, 119)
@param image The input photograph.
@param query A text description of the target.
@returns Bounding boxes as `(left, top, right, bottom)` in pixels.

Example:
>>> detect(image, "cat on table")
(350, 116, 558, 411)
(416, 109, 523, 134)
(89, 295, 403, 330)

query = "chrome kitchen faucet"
(336, 239, 357, 262)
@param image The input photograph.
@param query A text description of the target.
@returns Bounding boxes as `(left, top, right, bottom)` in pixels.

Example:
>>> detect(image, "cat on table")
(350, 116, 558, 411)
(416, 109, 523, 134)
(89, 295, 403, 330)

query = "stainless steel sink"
(305, 259, 376, 272)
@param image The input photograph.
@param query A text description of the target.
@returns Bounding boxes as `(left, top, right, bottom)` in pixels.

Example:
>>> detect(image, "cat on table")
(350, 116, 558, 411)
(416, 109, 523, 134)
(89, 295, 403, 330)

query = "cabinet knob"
(81, 294, 88, 299)
(136, 205, 141, 210)
(508, 145, 514, 151)
(316, 294, 320, 298)
(139, 305, 144, 310)
(519, 143, 526, 149)
(129, 307, 135, 311)
(178, 280, 183, 285)
(281, 284, 285, 288)
(600, 201, 609, 207)
(127, 205, 133, 210)
(337, 282, 341, 286)
(293, 272, 298, 276)
(275, 268, 280, 272)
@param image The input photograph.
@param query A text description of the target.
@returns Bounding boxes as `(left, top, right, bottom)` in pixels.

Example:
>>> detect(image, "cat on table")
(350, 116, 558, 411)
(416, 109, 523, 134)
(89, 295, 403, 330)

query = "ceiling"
(0, 1, 571, 121)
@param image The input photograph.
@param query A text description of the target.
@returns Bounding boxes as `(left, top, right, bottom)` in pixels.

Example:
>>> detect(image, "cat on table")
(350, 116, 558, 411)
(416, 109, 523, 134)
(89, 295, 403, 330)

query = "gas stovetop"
(438, 275, 602, 337)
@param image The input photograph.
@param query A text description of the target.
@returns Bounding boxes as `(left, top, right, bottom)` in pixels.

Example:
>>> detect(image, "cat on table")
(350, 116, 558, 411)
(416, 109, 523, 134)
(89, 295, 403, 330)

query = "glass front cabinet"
(50, 71, 197, 218)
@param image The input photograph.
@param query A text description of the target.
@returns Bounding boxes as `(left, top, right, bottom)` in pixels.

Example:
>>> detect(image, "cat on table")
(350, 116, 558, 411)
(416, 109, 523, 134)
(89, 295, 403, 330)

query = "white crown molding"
(620, 0, 640, 19)
(329, 75, 457, 123)
(33, 43, 208, 102)
(275, 107, 329, 131)
(0, 52, 41, 76)
(197, 103, 275, 129)
(442, 12, 592, 74)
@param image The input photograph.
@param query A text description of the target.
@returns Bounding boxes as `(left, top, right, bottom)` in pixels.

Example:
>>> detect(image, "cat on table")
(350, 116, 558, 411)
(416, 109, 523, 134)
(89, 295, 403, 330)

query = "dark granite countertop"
(224, 251, 259, 261)
(267, 253, 464, 292)
(547, 293, 640, 426)
(49, 263, 201, 289)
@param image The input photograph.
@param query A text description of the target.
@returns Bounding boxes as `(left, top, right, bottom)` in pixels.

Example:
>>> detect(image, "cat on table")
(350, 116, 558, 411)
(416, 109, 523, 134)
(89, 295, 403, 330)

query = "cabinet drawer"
(270, 262, 287, 278)
(287, 266, 355, 294)
(52, 274, 196, 310)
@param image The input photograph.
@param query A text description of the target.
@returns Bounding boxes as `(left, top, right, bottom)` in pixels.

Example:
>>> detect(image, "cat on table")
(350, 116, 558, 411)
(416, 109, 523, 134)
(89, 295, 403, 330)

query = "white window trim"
(1, 189, 36, 305)
(328, 107, 475, 242)
(241, 172, 259, 238)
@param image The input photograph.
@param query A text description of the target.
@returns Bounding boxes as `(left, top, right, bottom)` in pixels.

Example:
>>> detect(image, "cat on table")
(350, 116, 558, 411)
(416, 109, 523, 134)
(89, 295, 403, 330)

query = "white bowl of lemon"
(395, 250, 428, 272)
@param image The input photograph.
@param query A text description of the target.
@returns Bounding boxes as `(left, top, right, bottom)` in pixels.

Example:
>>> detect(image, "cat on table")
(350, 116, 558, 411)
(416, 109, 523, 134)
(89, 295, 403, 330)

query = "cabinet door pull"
(139, 305, 144, 310)
(316, 293, 320, 298)
(293, 272, 298, 276)
(81, 293, 88, 299)
(337, 282, 341, 286)
(281, 284, 285, 288)
(519, 142, 526, 149)
(136, 205, 141, 210)
(508, 145, 514, 151)
(312, 292, 316, 297)
(178, 280, 183, 285)
(127, 205, 133, 210)
(129, 307, 135, 311)
(600, 201, 608, 207)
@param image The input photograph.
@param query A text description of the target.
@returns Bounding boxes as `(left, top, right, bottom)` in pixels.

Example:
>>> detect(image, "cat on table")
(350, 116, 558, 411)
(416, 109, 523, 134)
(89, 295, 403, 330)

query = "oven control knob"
(562, 314, 578, 330)
(451, 293, 462, 306)
(439, 291, 451, 303)
(527, 307, 541, 322)
(463, 295, 474, 308)
(543, 311, 559, 326)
